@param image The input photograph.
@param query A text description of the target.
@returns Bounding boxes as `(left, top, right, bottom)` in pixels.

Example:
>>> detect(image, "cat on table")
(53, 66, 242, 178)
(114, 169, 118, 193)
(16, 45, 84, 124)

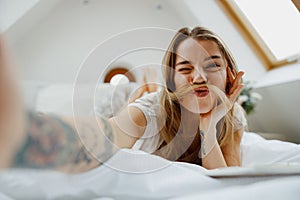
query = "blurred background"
(1, 0, 300, 142)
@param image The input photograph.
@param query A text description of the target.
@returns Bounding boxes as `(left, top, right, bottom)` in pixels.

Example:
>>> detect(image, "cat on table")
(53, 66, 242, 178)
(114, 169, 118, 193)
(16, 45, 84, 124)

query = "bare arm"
(11, 112, 117, 173)
(199, 127, 243, 169)
(8, 106, 147, 173)
(221, 128, 244, 166)
(199, 127, 227, 169)
(110, 106, 147, 148)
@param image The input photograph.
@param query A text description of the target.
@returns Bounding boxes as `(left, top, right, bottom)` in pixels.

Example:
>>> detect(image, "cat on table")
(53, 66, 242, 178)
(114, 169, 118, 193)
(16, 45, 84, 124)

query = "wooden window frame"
(292, 0, 300, 12)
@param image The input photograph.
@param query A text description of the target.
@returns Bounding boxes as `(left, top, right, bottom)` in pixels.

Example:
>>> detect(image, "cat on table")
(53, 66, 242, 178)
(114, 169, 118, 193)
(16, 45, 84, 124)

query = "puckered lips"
(193, 86, 209, 98)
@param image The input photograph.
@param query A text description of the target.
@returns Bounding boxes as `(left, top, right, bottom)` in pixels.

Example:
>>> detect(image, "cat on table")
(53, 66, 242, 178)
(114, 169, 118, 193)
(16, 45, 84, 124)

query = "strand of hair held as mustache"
(168, 84, 232, 110)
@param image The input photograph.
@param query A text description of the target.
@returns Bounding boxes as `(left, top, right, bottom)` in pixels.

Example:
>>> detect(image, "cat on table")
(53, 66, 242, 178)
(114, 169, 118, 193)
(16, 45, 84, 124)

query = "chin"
(199, 105, 214, 114)
(180, 96, 215, 114)
(199, 109, 212, 115)
(197, 100, 216, 114)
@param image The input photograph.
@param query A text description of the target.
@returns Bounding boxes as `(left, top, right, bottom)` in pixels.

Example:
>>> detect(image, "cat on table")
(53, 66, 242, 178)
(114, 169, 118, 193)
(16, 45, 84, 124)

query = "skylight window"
(221, 0, 300, 69)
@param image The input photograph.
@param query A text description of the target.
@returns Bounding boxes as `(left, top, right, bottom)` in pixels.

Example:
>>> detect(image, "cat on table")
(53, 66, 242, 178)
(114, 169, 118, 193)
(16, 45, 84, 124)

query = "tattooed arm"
(199, 125, 227, 169)
(9, 106, 147, 173)
(11, 112, 118, 173)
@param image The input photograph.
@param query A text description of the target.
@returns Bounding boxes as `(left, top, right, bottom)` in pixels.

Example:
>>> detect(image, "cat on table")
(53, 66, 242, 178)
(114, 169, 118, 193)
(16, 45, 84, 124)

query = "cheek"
(208, 71, 227, 91)
(174, 73, 190, 89)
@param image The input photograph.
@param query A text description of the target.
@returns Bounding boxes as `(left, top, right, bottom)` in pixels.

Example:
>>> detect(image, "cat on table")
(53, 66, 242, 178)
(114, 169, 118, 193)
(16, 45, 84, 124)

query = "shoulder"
(133, 91, 161, 104)
(129, 91, 161, 114)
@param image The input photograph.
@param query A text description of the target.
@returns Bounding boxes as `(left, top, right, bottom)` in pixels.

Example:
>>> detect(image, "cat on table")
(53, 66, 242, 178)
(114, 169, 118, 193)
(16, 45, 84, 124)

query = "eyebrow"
(204, 55, 222, 61)
(175, 60, 191, 66)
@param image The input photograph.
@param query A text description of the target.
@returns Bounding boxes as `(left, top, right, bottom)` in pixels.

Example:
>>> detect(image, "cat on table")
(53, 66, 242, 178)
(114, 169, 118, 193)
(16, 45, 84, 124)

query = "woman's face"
(174, 38, 227, 114)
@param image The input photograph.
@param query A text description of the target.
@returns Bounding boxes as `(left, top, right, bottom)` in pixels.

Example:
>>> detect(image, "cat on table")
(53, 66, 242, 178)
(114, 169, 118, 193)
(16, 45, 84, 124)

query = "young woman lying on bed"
(0, 26, 245, 173)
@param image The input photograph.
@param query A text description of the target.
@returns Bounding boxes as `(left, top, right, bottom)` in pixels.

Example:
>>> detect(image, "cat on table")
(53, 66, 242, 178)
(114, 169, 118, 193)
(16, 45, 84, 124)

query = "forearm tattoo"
(12, 112, 110, 172)
(199, 130, 206, 156)
(74, 116, 116, 164)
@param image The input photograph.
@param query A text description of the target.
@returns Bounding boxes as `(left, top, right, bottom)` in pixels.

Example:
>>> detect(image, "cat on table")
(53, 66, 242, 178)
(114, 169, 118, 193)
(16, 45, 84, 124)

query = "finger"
(229, 71, 244, 94)
(230, 71, 244, 90)
(227, 67, 234, 83)
(229, 84, 244, 103)
(211, 83, 243, 123)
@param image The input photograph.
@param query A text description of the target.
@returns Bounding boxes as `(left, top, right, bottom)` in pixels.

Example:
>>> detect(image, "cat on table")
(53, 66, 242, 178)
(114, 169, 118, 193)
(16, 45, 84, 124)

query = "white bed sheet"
(0, 132, 299, 200)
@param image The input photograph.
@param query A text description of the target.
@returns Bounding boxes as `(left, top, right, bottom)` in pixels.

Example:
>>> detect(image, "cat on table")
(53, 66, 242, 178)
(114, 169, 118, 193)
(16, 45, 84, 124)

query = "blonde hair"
(156, 27, 240, 163)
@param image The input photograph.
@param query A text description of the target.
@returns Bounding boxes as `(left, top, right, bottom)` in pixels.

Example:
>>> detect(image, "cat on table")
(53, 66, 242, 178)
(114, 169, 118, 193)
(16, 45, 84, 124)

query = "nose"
(192, 68, 207, 84)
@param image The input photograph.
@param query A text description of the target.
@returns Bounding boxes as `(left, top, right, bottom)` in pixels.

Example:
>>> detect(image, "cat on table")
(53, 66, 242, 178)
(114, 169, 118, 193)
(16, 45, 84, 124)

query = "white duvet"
(0, 132, 300, 200)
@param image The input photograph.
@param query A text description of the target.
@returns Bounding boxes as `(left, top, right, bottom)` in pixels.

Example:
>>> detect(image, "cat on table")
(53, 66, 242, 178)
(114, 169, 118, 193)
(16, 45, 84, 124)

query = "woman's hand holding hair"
(210, 69, 244, 123)
(227, 68, 244, 102)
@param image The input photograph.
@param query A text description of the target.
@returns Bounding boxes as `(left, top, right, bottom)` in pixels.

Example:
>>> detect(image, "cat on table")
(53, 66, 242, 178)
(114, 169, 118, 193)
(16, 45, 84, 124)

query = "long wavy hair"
(155, 27, 240, 164)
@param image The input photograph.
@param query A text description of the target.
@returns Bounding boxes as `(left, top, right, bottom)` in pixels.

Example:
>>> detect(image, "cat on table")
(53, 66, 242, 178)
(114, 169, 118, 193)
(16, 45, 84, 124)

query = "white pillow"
(35, 83, 139, 117)
(35, 84, 74, 115)
(21, 80, 47, 109)
(93, 82, 139, 118)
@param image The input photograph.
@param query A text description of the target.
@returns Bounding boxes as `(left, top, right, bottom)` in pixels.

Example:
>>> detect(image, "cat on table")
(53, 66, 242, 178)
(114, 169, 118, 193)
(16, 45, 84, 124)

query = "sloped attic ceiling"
(0, 0, 60, 42)
(0, 0, 41, 32)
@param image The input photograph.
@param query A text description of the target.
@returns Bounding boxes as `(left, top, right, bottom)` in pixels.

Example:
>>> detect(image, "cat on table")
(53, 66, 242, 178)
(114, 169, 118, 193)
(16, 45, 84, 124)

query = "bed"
(3, 82, 298, 199)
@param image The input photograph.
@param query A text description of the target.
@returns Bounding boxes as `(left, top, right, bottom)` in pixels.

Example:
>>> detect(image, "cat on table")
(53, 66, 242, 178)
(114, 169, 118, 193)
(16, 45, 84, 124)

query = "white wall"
(2, 0, 61, 41)
(5, 0, 275, 84)
(9, 0, 290, 85)
(7, 0, 187, 84)
(247, 80, 300, 143)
